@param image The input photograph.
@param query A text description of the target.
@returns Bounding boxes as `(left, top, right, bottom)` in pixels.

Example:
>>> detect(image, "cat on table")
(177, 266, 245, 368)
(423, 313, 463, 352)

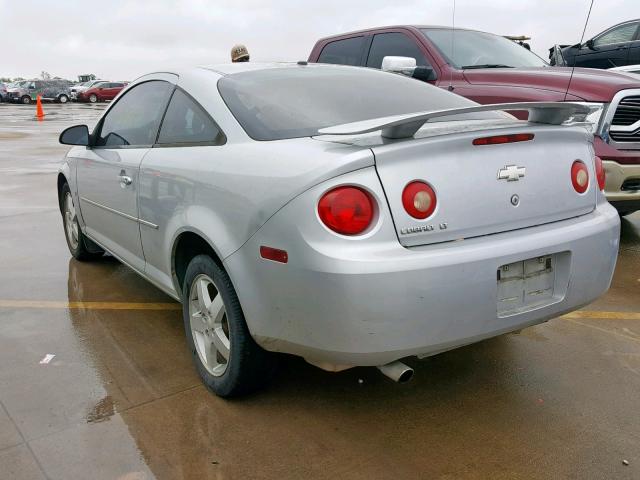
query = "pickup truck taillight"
(594, 155, 605, 191)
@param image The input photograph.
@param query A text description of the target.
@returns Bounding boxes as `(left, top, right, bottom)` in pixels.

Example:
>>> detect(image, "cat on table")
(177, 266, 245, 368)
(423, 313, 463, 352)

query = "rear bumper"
(226, 203, 620, 367)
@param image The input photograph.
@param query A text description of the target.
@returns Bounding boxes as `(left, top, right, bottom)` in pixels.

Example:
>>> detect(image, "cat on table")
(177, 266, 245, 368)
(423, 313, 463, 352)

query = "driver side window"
(95, 80, 173, 147)
(594, 22, 638, 47)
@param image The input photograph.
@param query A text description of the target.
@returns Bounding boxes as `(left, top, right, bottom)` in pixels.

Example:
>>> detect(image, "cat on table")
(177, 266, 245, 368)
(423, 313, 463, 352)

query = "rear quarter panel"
(138, 120, 373, 295)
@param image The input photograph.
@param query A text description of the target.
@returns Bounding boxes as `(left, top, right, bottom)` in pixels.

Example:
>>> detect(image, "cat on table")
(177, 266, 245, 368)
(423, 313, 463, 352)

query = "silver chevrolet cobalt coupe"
(57, 63, 620, 396)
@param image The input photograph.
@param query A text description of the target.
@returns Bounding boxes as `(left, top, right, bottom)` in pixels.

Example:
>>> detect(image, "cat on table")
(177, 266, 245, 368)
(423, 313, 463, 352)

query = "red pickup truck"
(309, 25, 640, 215)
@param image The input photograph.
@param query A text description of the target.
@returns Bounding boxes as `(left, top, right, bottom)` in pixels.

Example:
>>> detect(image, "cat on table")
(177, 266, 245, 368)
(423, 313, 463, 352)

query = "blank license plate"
(497, 255, 555, 316)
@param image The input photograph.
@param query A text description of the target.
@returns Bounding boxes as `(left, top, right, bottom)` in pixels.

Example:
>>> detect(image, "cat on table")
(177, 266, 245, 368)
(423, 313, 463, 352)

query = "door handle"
(119, 174, 133, 186)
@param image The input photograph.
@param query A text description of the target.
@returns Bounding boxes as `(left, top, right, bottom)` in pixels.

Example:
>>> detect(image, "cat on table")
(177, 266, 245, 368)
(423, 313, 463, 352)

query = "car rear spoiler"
(317, 102, 595, 139)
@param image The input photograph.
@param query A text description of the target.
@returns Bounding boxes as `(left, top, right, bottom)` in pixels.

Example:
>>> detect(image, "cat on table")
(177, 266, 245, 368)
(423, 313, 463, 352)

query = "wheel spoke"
(196, 278, 212, 314)
(209, 293, 225, 325)
(212, 325, 230, 360)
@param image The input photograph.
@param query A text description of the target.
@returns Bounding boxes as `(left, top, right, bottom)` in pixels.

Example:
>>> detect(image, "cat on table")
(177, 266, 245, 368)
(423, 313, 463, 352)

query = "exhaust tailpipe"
(377, 361, 414, 383)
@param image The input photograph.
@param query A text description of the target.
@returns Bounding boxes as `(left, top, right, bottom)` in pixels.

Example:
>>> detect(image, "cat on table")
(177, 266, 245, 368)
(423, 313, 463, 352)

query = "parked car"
(0, 82, 7, 102)
(76, 82, 127, 103)
(309, 25, 640, 216)
(57, 64, 619, 396)
(5, 79, 71, 104)
(610, 64, 640, 75)
(70, 79, 104, 100)
(550, 19, 640, 69)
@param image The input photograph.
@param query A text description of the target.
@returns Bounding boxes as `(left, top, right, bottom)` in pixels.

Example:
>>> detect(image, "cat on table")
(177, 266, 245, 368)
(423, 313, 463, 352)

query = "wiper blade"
(461, 64, 514, 69)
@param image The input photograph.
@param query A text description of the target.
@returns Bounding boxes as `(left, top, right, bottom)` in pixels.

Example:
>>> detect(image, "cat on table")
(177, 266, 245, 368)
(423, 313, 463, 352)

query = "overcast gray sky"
(0, 0, 637, 81)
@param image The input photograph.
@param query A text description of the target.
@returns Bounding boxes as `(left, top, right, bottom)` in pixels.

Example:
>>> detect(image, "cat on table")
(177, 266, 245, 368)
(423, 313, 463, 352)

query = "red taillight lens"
(571, 160, 589, 194)
(318, 186, 374, 235)
(473, 133, 534, 146)
(402, 181, 437, 219)
(594, 155, 605, 191)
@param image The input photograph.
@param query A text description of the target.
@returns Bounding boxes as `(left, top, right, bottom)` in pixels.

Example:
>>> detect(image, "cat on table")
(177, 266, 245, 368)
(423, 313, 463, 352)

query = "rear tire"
(60, 183, 104, 261)
(182, 254, 276, 397)
(21, 95, 31, 105)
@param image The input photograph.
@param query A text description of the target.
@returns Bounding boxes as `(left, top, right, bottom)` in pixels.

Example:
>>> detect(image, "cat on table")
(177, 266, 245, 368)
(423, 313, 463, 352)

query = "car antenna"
(448, 0, 456, 91)
(564, 0, 594, 101)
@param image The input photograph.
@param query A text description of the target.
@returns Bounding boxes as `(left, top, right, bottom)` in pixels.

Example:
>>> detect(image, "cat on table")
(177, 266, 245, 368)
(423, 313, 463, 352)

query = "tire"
(58, 94, 69, 104)
(182, 254, 276, 397)
(60, 183, 104, 261)
(21, 95, 31, 105)
(89, 94, 98, 103)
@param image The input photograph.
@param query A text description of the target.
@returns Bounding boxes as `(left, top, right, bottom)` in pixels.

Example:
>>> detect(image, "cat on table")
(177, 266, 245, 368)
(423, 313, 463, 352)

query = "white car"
(70, 80, 104, 100)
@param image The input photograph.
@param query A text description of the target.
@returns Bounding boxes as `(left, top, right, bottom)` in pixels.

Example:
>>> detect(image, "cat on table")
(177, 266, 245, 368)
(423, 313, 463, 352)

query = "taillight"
(594, 155, 605, 191)
(571, 160, 589, 194)
(318, 186, 374, 235)
(402, 181, 437, 219)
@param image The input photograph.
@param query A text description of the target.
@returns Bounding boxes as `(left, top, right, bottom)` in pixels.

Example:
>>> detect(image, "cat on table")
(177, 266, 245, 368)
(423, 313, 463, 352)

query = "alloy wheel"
(64, 192, 79, 250)
(188, 274, 231, 377)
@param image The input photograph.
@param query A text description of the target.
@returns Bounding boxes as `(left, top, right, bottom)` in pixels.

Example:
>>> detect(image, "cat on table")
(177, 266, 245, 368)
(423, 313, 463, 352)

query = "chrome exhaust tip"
(377, 361, 414, 383)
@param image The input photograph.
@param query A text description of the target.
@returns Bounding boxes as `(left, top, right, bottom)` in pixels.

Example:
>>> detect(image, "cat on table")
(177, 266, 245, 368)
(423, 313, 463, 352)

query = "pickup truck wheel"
(21, 95, 31, 105)
(88, 94, 98, 103)
(61, 183, 104, 261)
(58, 94, 69, 104)
(183, 254, 276, 397)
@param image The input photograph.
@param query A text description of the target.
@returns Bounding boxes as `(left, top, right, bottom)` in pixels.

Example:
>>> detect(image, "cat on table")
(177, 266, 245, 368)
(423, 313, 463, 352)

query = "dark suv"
(309, 25, 640, 215)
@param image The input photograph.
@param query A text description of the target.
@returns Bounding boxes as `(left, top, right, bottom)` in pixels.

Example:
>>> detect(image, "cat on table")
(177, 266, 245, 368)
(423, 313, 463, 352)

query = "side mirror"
(59, 125, 90, 146)
(585, 39, 595, 50)
(412, 66, 437, 82)
(381, 56, 417, 75)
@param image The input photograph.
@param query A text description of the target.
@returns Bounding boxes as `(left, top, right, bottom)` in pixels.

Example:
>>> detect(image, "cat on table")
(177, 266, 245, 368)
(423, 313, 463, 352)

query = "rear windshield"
(218, 66, 496, 141)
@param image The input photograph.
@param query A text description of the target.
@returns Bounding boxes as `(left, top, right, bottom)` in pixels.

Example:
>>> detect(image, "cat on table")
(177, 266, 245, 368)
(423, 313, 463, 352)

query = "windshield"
(422, 29, 547, 69)
(218, 65, 501, 141)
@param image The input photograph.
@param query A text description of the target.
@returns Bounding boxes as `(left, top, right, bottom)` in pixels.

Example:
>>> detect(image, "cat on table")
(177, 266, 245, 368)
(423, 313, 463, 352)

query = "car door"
(76, 79, 175, 271)
(107, 83, 123, 100)
(627, 26, 640, 66)
(138, 87, 226, 293)
(575, 22, 637, 68)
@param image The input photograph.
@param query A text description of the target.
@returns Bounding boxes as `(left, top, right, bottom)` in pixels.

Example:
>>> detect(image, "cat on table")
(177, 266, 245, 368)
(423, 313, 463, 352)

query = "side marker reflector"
(260, 246, 288, 263)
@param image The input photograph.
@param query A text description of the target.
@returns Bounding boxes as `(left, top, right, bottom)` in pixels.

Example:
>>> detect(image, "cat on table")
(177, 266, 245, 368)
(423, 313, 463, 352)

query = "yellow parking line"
(561, 310, 640, 321)
(0, 300, 637, 320)
(0, 300, 181, 310)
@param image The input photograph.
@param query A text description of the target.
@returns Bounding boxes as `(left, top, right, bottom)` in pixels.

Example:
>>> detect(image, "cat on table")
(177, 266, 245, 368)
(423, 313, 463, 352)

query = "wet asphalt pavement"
(0, 102, 639, 480)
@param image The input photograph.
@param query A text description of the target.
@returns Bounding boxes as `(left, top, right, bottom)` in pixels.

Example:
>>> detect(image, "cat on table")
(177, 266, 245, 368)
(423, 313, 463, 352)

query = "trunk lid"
(372, 125, 596, 247)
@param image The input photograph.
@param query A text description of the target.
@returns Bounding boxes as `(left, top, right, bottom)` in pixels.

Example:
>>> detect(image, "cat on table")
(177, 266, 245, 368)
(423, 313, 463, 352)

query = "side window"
(594, 23, 638, 46)
(95, 80, 173, 147)
(366, 32, 430, 69)
(157, 89, 224, 145)
(318, 37, 365, 66)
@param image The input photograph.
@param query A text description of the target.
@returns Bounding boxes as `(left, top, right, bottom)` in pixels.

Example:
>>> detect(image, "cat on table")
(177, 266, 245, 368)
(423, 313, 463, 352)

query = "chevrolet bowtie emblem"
(497, 165, 526, 182)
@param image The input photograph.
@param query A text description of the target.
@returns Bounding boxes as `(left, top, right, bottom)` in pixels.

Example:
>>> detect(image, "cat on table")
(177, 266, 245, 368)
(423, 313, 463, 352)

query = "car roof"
(315, 24, 478, 42)
(200, 62, 323, 76)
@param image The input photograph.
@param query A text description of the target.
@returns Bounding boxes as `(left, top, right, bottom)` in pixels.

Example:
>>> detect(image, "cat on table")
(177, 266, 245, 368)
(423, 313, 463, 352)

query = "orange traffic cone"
(36, 94, 45, 120)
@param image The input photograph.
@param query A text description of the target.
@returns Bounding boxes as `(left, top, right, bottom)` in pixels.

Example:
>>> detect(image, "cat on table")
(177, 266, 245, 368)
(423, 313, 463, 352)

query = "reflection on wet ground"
(1, 103, 640, 479)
